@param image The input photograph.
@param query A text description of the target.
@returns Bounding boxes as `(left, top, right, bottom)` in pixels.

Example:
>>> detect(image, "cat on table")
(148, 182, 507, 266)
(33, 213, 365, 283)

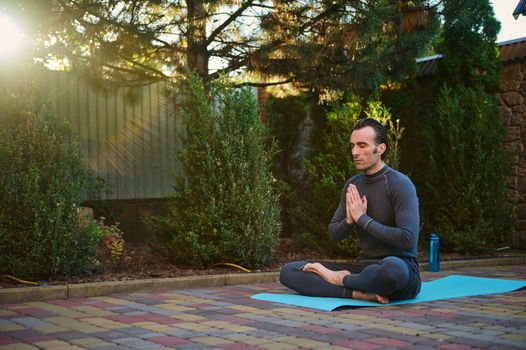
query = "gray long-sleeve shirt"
(328, 165, 420, 260)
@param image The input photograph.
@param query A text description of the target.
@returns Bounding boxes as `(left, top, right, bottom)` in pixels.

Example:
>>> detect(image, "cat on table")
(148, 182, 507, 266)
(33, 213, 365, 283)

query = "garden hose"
(213, 263, 252, 273)
(0, 275, 39, 286)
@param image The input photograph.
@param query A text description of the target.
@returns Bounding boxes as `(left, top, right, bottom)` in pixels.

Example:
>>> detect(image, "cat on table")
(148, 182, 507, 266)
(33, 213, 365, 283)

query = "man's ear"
(377, 143, 387, 156)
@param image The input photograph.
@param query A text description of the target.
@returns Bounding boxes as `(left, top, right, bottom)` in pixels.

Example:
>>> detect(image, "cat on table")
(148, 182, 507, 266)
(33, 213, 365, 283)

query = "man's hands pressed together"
(346, 184, 367, 223)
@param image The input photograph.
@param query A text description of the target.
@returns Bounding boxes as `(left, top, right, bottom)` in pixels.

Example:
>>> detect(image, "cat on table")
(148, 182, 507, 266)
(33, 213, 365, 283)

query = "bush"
(147, 75, 281, 269)
(90, 217, 130, 271)
(265, 94, 320, 238)
(394, 0, 514, 254)
(0, 94, 97, 278)
(421, 85, 513, 253)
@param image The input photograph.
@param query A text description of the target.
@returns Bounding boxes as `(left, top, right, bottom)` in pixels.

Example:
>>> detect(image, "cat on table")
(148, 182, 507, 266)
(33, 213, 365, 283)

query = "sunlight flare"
(0, 12, 28, 58)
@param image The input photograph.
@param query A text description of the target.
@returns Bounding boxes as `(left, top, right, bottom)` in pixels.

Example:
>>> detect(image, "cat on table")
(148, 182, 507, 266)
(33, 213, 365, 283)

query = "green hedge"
(0, 95, 96, 278)
(421, 85, 513, 253)
(383, 0, 513, 254)
(147, 75, 281, 268)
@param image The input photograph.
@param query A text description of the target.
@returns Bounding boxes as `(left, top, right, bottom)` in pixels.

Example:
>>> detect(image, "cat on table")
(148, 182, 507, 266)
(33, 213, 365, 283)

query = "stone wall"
(498, 59, 526, 247)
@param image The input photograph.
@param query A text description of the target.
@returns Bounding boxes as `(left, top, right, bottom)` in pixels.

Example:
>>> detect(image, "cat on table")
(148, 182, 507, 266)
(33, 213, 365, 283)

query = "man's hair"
(352, 118, 388, 160)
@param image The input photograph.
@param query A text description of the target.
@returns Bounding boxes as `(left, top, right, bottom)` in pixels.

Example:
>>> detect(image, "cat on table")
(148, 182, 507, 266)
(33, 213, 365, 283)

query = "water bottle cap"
(430, 233, 439, 240)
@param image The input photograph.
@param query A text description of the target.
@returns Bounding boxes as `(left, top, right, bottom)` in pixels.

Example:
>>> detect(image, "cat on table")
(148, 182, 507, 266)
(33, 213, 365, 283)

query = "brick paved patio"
(1, 265, 525, 349)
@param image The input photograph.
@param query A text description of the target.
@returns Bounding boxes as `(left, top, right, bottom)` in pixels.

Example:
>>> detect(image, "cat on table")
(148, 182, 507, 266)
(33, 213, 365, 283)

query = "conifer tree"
(419, 0, 513, 253)
(3, 0, 439, 93)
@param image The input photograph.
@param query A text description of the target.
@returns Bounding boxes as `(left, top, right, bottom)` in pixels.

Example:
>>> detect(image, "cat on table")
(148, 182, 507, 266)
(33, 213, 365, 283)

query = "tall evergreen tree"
(3, 0, 439, 93)
(437, 0, 501, 93)
(412, 0, 513, 253)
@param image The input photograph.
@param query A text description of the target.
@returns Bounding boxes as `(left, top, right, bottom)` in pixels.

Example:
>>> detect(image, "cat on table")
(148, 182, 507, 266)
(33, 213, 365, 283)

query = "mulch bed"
(0, 238, 325, 289)
(0, 238, 497, 289)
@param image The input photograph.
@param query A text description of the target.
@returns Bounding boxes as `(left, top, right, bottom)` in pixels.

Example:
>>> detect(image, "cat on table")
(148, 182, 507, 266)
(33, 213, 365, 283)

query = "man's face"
(349, 126, 385, 175)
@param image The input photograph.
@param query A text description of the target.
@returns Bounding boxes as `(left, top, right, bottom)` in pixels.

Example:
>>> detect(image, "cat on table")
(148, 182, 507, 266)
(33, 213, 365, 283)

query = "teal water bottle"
(429, 233, 440, 272)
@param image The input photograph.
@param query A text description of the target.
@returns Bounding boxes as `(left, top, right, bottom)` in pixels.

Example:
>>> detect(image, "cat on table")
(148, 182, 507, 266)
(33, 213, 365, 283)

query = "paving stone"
(137, 332, 167, 339)
(162, 328, 196, 338)
(117, 327, 153, 336)
(0, 335, 17, 346)
(259, 342, 297, 350)
(1, 329, 42, 340)
(111, 337, 160, 349)
(396, 321, 436, 331)
(439, 344, 476, 350)
(205, 329, 235, 337)
(451, 336, 495, 348)
(217, 343, 263, 350)
(191, 336, 234, 346)
(0, 344, 39, 350)
(32, 339, 72, 349)
(91, 345, 129, 350)
(176, 343, 221, 350)
(148, 309, 179, 316)
(52, 330, 90, 340)
(334, 339, 380, 350)
(221, 334, 266, 344)
(11, 317, 50, 328)
(33, 325, 70, 334)
(91, 330, 130, 340)
(492, 338, 526, 348)
(147, 335, 190, 346)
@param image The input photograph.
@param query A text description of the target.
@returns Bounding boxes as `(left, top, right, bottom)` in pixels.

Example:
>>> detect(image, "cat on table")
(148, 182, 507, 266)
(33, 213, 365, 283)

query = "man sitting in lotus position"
(280, 118, 421, 304)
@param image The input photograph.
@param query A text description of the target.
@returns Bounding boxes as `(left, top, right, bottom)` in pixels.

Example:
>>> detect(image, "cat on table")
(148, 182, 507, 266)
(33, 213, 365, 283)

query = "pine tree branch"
(60, 0, 173, 50)
(119, 56, 169, 80)
(251, 3, 276, 10)
(209, 38, 260, 57)
(234, 79, 293, 88)
(207, 2, 346, 80)
(206, 0, 255, 46)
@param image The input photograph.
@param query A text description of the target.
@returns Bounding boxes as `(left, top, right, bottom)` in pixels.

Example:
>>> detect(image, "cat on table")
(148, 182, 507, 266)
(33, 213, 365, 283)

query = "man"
(280, 118, 421, 303)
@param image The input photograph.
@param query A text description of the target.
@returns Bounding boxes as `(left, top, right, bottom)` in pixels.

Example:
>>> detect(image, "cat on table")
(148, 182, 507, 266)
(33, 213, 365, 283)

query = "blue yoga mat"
(251, 275, 526, 311)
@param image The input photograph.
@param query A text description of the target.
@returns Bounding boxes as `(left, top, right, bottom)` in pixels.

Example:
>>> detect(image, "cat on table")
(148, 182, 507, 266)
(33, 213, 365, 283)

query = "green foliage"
(437, 0, 501, 93)
(266, 94, 319, 237)
(8, 0, 438, 93)
(147, 74, 281, 268)
(383, 0, 513, 255)
(0, 95, 97, 278)
(415, 0, 513, 254)
(93, 218, 129, 271)
(280, 98, 402, 257)
(422, 86, 512, 253)
(258, 0, 440, 94)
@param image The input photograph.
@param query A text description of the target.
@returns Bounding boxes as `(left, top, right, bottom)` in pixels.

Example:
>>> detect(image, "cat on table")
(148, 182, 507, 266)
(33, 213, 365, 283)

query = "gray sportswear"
(329, 164, 420, 260)
(279, 164, 421, 300)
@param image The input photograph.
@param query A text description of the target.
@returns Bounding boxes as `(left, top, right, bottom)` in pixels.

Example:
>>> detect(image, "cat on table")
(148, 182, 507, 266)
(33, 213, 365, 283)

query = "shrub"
(398, 0, 514, 254)
(147, 75, 281, 269)
(265, 94, 321, 238)
(421, 85, 513, 253)
(90, 217, 130, 271)
(0, 94, 97, 278)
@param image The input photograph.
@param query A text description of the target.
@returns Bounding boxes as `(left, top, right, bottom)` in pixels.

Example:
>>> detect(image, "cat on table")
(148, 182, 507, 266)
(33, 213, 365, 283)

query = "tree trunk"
(186, 0, 209, 83)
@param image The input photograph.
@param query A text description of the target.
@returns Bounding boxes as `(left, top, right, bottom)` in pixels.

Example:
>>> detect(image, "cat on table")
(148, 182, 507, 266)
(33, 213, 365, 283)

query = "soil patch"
(0, 238, 503, 289)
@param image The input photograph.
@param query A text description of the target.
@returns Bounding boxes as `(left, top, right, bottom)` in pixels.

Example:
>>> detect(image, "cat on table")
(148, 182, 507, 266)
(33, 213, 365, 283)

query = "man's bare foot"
(352, 290, 389, 304)
(302, 263, 351, 286)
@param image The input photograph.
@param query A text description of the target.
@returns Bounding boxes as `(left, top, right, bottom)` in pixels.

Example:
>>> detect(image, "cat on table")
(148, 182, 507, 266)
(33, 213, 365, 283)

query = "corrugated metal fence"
(43, 71, 180, 200)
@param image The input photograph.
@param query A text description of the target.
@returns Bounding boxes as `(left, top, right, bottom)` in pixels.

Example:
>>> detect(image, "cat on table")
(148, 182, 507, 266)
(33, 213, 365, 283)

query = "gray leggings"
(279, 257, 421, 300)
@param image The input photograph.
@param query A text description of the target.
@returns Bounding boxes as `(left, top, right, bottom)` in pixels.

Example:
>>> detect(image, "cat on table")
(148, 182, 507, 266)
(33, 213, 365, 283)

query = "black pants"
(279, 256, 421, 300)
